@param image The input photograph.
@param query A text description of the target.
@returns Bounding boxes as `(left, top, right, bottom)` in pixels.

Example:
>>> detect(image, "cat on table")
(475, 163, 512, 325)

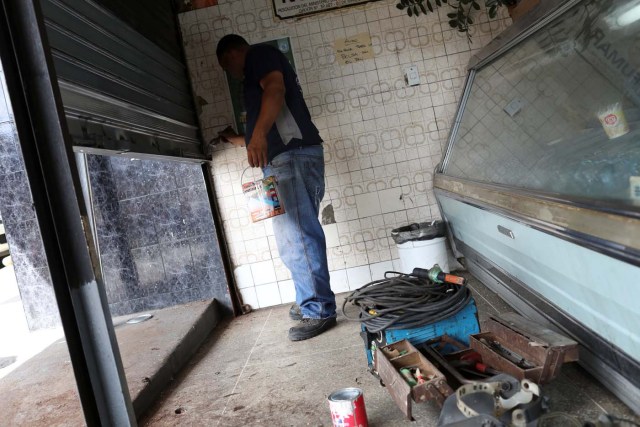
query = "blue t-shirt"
(243, 44, 322, 163)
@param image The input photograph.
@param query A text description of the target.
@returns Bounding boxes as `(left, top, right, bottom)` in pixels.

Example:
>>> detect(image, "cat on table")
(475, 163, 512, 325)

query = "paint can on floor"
(328, 387, 368, 427)
(241, 168, 285, 222)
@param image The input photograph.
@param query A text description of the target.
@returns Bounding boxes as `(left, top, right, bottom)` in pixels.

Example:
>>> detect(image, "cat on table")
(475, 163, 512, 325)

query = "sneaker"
(288, 317, 337, 341)
(289, 304, 302, 321)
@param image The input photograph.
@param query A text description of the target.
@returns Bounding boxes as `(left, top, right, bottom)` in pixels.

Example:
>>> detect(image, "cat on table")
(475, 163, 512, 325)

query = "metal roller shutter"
(41, 0, 203, 160)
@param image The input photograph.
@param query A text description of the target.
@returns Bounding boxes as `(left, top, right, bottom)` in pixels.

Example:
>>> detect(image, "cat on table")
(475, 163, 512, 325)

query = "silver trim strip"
(440, 70, 475, 172)
(434, 175, 640, 266)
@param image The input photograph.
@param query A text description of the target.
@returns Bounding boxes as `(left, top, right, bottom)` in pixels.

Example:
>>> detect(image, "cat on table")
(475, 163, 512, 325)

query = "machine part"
(454, 379, 542, 418)
(360, 301, 480, 371)
(412, 266, 467, 285)
(437, 374, 550, 427)
(343, 270, 473, 333)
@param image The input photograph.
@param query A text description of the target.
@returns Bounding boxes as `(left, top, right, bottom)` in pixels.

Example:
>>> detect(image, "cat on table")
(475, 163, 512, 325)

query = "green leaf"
(449, 19, 458, 27)
(408, 6, 413, 16)
(447, 11, 457, 17)
(489, 5, 497, 17)
(420, 2, 428, 13)
(472, 1, 480, 9)
(426, 0, 433, 11)
(435, 0, 442, 6)
(467, 15, 474, 23)
(396, 2, 406, 9)
(414, 4, 420, 14)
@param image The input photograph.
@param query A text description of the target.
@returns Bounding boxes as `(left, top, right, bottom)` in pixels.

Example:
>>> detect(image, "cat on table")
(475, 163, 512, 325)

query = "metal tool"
(412, 265, 466, 285)
(479, 338, 535, 369)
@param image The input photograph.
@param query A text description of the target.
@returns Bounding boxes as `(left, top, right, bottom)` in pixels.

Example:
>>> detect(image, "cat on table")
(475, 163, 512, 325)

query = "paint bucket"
(241, 167, 285, 222)
(328, 387, 368, 427)
(397, 236, 449, 273)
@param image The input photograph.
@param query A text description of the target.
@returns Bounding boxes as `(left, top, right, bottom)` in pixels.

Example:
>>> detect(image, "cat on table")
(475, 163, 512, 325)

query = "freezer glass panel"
(445, 0, 640, 206)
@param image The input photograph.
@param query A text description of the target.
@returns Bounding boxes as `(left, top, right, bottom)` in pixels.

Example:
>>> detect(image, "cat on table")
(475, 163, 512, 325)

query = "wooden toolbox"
(375, 339, 453, 420)
(469, 312, 579, 384)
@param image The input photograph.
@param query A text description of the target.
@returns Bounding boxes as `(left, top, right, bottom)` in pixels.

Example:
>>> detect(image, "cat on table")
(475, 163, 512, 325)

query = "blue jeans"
(263, 145, 336, 319)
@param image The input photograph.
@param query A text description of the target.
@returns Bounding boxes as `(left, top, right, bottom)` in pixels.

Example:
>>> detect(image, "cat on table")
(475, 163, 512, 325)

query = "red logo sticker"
(604, 114, 618, 125)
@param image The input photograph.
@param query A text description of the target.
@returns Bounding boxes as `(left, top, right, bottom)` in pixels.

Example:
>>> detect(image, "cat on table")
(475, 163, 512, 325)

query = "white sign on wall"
(273, 0, 380, 19)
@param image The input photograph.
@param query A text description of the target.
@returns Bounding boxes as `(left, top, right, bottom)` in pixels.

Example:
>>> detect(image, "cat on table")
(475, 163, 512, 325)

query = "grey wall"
(0, 61, 59, 330)
(86, 155, 232, 316)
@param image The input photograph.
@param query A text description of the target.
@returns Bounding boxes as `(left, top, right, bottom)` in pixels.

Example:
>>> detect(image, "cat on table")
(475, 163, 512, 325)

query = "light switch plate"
(405, 66, 420, 86)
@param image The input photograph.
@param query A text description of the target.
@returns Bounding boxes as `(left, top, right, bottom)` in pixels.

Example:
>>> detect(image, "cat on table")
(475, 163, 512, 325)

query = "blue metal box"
(362, 297, 480, 370)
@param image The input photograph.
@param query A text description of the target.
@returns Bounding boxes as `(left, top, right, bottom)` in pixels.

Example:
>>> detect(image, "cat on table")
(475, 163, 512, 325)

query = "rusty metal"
(470, 313, 578, 384)
(420, 344, 474, 386)
(376, 340, 453, 421)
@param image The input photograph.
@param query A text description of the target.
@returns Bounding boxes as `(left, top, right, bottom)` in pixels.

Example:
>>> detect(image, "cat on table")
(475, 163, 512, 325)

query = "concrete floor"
(0, 300, 219, 426)
(141, 275, 640, 426)
(2, 268, 638, 426)
(0, 265, 63, 380)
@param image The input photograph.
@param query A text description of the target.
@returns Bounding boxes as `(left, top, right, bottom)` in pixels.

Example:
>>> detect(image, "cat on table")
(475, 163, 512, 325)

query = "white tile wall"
(346, 265, 373, 290)
(369, 260, 394, 280)
(239, 286, 259, 309)
(329, 269, 350, 294)
(179, 0, 511, 310)
(255, 282, 281, 307)
(233, 264, 253, 289)
(323, 223, 340, 248)
(250, 260, 276, 285)
(278, 279, 296, 303)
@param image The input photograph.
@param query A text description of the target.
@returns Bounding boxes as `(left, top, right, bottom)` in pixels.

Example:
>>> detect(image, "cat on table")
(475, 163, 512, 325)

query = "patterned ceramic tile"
(179, 0, 510, 309)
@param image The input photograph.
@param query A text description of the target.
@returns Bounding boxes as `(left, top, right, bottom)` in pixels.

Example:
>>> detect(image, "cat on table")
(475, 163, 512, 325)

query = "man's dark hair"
(216, 34, 249, 59)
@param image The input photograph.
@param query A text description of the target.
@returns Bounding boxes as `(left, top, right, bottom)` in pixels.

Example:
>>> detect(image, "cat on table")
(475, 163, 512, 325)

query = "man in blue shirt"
(216, 34, 337, 341)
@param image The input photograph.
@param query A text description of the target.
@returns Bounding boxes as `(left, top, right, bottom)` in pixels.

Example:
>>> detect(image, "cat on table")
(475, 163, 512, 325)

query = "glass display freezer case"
(435, 0, 640, 412)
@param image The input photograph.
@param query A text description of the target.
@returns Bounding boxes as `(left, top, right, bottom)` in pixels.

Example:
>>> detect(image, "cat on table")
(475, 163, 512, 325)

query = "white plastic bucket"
(397, 236, 449, 274)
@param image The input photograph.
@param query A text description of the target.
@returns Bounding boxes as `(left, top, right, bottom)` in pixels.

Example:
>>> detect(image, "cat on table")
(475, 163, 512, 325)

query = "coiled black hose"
(341, 271, 472, 333)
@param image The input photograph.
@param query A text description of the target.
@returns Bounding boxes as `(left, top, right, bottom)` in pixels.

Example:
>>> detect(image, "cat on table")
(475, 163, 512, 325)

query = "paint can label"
(242, 175, 285, 222)
(328, 387, 368, 427)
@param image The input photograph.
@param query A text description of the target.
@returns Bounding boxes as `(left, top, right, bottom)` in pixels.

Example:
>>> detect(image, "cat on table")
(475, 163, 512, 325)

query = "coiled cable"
(341, 271, 472, 333)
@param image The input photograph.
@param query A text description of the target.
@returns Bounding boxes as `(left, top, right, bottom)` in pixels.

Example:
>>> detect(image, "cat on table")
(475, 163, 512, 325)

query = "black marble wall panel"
(0, 66, 60, 330)
(87, 155, 232, 316)
(0, 61, 231, 330)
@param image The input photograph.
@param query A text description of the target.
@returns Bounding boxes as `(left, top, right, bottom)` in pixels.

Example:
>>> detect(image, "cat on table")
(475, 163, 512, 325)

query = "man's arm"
(248, 70, 285, 168)
(218, 126, 245, 146)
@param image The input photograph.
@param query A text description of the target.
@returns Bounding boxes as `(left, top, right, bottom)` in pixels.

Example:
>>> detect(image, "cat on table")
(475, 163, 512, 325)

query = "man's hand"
(247, 132, 268, 167)
(218, 126, 245, 146)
